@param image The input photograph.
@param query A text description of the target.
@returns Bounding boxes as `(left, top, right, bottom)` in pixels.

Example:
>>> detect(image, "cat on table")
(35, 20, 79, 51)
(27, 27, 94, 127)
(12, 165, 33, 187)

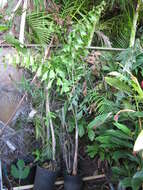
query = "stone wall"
(0, 48, 25, 123)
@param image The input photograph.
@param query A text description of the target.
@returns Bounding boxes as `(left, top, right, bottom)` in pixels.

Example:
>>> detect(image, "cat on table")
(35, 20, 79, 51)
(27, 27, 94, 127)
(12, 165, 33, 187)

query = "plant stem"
(72, 109, 78, 176)
(46, 89, 56, 161)
(129, 0, 141, 47)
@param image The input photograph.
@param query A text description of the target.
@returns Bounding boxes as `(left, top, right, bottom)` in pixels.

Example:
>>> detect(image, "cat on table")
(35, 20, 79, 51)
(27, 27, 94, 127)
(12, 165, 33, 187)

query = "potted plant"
(59, 103, 83, 190)
(33, 89, 59, 190)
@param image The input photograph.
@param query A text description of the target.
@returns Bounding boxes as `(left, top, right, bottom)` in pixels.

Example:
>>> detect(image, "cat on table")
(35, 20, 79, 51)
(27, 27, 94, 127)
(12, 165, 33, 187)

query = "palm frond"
(26, 12, 55, 44)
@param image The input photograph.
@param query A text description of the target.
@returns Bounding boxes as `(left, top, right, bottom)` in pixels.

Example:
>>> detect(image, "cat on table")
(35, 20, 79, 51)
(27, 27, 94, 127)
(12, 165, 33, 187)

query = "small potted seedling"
(33, 91, 58, 190)
(59, 104, 83, 190)
(11, 159, 30, 186)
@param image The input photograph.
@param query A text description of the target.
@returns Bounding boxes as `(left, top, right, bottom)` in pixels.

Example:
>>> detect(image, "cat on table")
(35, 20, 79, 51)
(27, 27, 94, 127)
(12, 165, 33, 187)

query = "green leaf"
(114, 122, 131, 135)
(119, 177, 132, 188)
(17, 159, 25, 169)
(78, 124, 85, 137)
(132, 170, 143, 190)
(105, 77, 132, 93)
(99, 151, 105, 161)
(104, 129, 132, 140)
(49, 70, 55, 79)
(11, 165, 19, 179)
(0, 25, 9, 31)
(96, 136, 111, 144)
(41, 72, 48, 81)
(11, 159, 30, 180)
(112, 166, 128, 176)
(131, 111, 143, 118)
(134, 53, 143, 70)
(87, 145, 98, 158)
(87, 112, 112, 129)
(110, 137, 133, 148)
(113, 151, 139, 163)
(88, 129, 95, 141)
(37, 65, 42, 77)
(22, 167, 30, 179)
(4, 34, 26, 53)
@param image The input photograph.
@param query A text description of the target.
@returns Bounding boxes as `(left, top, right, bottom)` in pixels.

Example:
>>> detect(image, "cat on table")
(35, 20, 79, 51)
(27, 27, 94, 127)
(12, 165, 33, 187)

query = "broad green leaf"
(78, 124, 85, 137)
(49, 70, 55, 79)
(87, 112, 112, 129)
(96, 136, 111, 144)
(132, 170, 143, 190)
(113, 151, 139, 163)
(4, 34, 27, 53)
(110, 137, 133, 148)
(11, 165, 19, 179)
(133, 53, 143, 70)
(0, 25, 9, 31)
(87, 145, 98, 158)
(41, 72, 48, 81)
(130, 111, 143, 118)
(105, 77, 132, 93)
(119, 177, 132, 188)
(17, 159, 25, 169)
(88, 129, 95, 141)
(114, 122, 131, 135)
(104, 129, 132, 140)
(112, 166, 128, 176)
(22, 167, 30, 179)
(37, 65, 42, 77)
(11, 160, 30, 180)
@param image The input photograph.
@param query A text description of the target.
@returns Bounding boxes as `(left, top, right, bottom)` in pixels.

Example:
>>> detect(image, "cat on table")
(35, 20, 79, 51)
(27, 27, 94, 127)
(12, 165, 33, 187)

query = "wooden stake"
(0, 44, 126, 51)
(3, 174, 105, 190)
(19, 0, 28, 44)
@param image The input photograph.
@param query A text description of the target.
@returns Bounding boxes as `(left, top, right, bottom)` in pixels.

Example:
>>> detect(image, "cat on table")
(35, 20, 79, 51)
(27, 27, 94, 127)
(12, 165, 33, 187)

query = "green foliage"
(4, 34, 27, 53)
(11, 160, 30, 181)
(27, 12, 55, 44)
(3, 0, 143, 188)
(0, 25, 9, 32)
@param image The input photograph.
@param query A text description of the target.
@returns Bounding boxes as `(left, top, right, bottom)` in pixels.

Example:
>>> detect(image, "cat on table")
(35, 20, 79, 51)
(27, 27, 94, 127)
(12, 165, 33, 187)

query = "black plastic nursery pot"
(34, 166, 58, 190)
(64, 175, 83, 190)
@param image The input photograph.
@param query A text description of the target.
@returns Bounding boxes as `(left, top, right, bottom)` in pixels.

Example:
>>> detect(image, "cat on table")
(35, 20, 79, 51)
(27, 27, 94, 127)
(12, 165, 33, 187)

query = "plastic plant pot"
(64, 175, 83, 190)
(33, 166, 58, 190)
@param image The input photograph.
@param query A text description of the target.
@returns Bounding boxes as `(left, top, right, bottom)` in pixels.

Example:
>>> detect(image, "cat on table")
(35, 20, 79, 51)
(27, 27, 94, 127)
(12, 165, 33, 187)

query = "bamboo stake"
(129, 0, 141, 47)
(72, 114, 78, 175)
(0, 44, 126, 51)
(19, 0, 28, 44)
(3, 174, 105, 190)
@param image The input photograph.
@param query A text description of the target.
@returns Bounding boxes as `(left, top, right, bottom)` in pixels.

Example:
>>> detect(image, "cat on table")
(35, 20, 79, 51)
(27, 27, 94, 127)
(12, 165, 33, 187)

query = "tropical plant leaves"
(27, 12, 54, 44)
(114, 122, 131, 136)
(87, 112, 112, 129)
(105, 77, 132, 93)
(132, 170, 143, 190)
(11, 160, 30, 180)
